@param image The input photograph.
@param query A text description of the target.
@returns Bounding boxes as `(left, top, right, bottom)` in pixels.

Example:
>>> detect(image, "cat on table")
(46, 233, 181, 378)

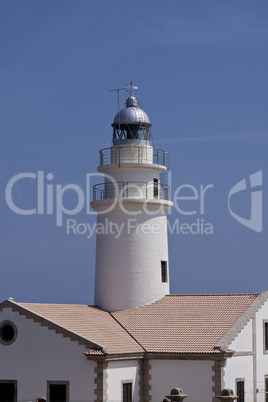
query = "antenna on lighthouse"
(109, 85, 127, 112)
(109, 85, 127, 136)
(109, 85, 127, 167)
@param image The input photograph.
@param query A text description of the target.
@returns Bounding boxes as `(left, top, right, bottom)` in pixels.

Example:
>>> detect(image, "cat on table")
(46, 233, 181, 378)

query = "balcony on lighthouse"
(93, 93, 170, 204)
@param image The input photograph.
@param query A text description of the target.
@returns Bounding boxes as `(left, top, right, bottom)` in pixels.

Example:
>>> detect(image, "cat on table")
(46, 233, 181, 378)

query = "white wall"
(224, 320, 254, 399)
(106, 360, 139, 402)
(105, 166, 163, 185)
(0, 308, 95, 402)
(94, 207, 170, 311)
(255, 300, 268, 402)
(224, 355, 254, 398)
(229, 319, 253, 352)
(224, 299, 268, 402)
(150, 359, 214, 402)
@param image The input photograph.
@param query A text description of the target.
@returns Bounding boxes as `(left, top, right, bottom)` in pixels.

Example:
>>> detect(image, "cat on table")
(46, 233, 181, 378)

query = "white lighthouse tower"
(91, 84, 173, 311)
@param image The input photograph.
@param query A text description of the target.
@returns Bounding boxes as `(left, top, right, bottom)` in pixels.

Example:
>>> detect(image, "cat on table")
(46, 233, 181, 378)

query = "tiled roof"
(3, 293, 263, 356)
(16, 302, 144, 355)
(111, 294, 259, 354)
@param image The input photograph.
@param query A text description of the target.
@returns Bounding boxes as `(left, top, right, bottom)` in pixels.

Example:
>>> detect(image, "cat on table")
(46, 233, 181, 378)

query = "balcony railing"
(93, 181, 170, 201)
(99, 146, 170, 169)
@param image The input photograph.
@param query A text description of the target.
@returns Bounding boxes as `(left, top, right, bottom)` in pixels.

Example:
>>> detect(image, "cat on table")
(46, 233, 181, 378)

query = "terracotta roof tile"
(17, 303, 144, 355)
(111, 294, 258, 354)
(86, 348, 105, 356)
(13, 293, 260, 355)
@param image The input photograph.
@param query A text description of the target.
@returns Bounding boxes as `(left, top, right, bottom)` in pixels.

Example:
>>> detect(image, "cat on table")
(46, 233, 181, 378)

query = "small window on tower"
(161, 261, 167, 283)
(153, 178, 159, 198)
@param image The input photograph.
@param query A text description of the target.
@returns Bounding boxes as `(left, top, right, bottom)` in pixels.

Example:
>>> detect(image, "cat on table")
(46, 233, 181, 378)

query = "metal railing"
(99, 146, 170, 169)
(93, 181, 170, 201)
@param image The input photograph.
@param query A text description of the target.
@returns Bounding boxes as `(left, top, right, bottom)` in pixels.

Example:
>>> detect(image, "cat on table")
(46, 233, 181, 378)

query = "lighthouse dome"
(112, 96, 151, 126)
(112, 95, 152, 144)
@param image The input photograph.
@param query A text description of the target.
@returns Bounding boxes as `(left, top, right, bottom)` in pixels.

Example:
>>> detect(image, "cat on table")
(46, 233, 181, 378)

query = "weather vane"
(126, 79, 138, 96)
(109, 79, 138, 106)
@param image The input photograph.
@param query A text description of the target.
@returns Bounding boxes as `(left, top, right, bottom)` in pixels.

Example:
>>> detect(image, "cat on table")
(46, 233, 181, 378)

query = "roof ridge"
(109, 311, 146, 352)
(18, 302, 92, 307)
(166, 293, 259, 297)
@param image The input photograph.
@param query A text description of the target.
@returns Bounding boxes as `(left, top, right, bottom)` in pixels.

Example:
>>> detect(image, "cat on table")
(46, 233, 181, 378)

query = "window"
(123, 382, 132, 402)
(236, 379, 244, 402)
(264, 322, 268, 351)
(161, 261, 167, 283)
(0, 380, 17, 402)
(0, 321, 17, 345)
(265, 376, 268, 402)
(47, 381, 69, 402)
(153, 178, 159, 198)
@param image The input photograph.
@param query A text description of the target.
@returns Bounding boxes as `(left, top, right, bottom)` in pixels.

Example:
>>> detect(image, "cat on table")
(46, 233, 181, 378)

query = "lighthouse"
(91, 84, 173, 311)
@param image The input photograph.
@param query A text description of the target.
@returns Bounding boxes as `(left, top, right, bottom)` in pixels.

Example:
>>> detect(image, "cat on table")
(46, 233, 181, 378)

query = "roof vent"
(170, 389, 183, 396)
(221, 389, 234, 396)
(165, 387, 188, 402)
(216, 388, 238, 401)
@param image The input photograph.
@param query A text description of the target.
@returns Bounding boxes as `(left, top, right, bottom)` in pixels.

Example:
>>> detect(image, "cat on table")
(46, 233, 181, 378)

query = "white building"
(0, 87, 268, 402)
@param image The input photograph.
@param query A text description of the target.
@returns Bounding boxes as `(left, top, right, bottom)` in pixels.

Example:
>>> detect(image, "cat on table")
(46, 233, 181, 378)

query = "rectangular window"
(123, 382, 132, 402)
(265, 322, 268, 351)
(265, 377, 268, 402)
(0, 380, 17, 402)
(48, 381, 69, 402)
(236, 379, 244, 402)
(161, 261, 167, 283)
(153, 178, 159, 198)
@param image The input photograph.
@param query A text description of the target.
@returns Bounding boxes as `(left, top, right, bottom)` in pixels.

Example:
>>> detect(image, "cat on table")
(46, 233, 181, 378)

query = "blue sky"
(0, 0, 267, 304)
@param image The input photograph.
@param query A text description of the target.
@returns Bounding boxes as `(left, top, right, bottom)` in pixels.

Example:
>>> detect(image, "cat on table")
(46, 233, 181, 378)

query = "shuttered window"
(123, 382, 132, 402)
(0, 381, 17, 402)
(48, 382, 69, 402)
(236, 380, 244, 402)
(265, 322, 268, 350)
